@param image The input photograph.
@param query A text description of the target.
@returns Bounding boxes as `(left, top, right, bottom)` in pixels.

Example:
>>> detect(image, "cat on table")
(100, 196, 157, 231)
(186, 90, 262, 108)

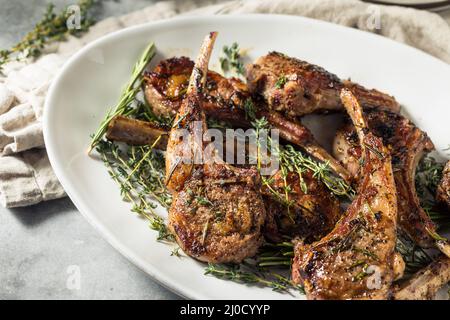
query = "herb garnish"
(243, 98, 257, 121)
(275, 74, 288, 89)
(416, 156, 444, 198)
(396, 231, 433, 276)
(205, 263, 304, 294)
(97, 140, 173, 242)
(219, 42, 245, 75)
(171, 247, 181, 257)
(415, 156, 450, 231)
(0, 0, 96, 72)
(251, 117, 354, 200)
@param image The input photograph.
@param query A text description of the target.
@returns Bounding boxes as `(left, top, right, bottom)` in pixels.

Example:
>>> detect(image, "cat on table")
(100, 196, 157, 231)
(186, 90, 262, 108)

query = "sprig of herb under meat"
(92, 42, 173, 242)
(0, 0, 96, 72)
(89, 42, 156, 153)
(219, 42, 245, 76)
(205, 263, 304, 294)
(415, 156, 450, 231)
(257, 242, 294, 267)
(416, 156, 444, 198)
(96, 139, 173, 241)
(396, 231, 433, 276)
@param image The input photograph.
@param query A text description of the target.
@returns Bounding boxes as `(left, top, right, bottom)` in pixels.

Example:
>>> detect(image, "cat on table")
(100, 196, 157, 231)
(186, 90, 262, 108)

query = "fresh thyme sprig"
(416, 156, 444, 197)
(0, 0, 96, 72)
(282, 145, 355, 199)
(96, 139, 173, 241)
(88, 42, 156, 153)
(396, 231, 433, 276)
(219, 42, 245, 76)
(415, 156, 450, 231)
(275, 74, 288, 89)
(205, 263, 304, 294)
(251, 117, 354, 199)
(257, 242, 294, 267)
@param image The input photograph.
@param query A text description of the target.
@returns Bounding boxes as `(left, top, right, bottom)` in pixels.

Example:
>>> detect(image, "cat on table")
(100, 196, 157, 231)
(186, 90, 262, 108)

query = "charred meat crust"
(165, 33, 267, 264)
(144, 56, 250, 126)
(333, 109, 439, 248)
(144, 56, 351, 182)
(292, 90, 398, 300)
(246, 51, 400, 117)
(436, 161, 450, 210)
(169, 166, 266, 263)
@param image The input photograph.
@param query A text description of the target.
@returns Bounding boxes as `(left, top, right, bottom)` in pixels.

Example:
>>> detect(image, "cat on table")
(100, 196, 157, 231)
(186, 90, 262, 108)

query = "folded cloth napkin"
(0, 0, 449, 208)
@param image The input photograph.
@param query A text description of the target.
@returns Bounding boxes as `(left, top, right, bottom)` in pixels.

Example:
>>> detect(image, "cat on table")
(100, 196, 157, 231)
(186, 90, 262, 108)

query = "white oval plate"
(44, 15, 450, 300)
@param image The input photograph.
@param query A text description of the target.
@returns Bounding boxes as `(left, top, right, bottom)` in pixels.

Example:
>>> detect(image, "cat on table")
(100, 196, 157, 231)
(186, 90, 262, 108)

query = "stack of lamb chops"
(105, 33, 450, 299)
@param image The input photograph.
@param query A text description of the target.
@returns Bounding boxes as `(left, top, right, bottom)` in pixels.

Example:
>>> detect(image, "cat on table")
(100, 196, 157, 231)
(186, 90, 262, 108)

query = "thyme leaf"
(219, 42, 245, 76)
(275, 74, 288, 89)
(0, 0, 96, 72)
(205, 263, 303, 294)
(96, 139, 173, 242)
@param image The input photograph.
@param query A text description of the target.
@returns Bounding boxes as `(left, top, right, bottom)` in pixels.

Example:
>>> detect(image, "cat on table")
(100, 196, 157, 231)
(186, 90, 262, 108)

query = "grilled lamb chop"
(165, 32, 266, 263)
(436, 160, 450, 210)
(106, 115, 342, 242)
(246, 52, 400, 118)
(333, 109, 450, 256)
(393, 255, 450, 300)
(292, 89, 398, 300)
(144, 56, 351, 182)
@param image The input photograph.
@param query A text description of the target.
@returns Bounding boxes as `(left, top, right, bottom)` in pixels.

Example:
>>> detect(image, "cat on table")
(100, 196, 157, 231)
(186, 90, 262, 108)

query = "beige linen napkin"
(0, 0, 449, 208)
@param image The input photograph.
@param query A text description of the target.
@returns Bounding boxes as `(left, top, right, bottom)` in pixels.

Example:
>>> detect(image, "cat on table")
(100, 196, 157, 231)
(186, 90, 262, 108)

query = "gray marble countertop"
(0, 0, 449, 300)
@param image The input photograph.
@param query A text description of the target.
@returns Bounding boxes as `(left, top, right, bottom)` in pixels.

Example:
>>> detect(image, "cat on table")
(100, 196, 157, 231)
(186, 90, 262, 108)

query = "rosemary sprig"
(219, 42, 245, 76)
(0, 0, 96, 71)
(88, 42, 156, 153)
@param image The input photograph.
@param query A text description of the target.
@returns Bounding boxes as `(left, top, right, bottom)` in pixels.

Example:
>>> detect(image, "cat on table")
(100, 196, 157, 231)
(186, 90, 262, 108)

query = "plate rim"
(363, 0, 450, 10)
(43, 13, 450, 300)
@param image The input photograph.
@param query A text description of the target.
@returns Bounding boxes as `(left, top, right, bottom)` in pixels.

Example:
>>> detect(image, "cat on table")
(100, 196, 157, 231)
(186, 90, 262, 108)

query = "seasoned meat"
(106, 115, 168, 149)
(262, 169, 341, 243)
(246, 52, 400, 118)
(292, 89, 398, 300)
(144, 56, 351, 182)
(393, 256, 450, 300)
(144, 56, 250, 126)
(105, 118, 342, 243)
(393, 252, 406, 281)
(436, 160, 450, 210)
(170, 166, 266, 263)
(333, 109, 450, 256)
(165, 32, 266, 263)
